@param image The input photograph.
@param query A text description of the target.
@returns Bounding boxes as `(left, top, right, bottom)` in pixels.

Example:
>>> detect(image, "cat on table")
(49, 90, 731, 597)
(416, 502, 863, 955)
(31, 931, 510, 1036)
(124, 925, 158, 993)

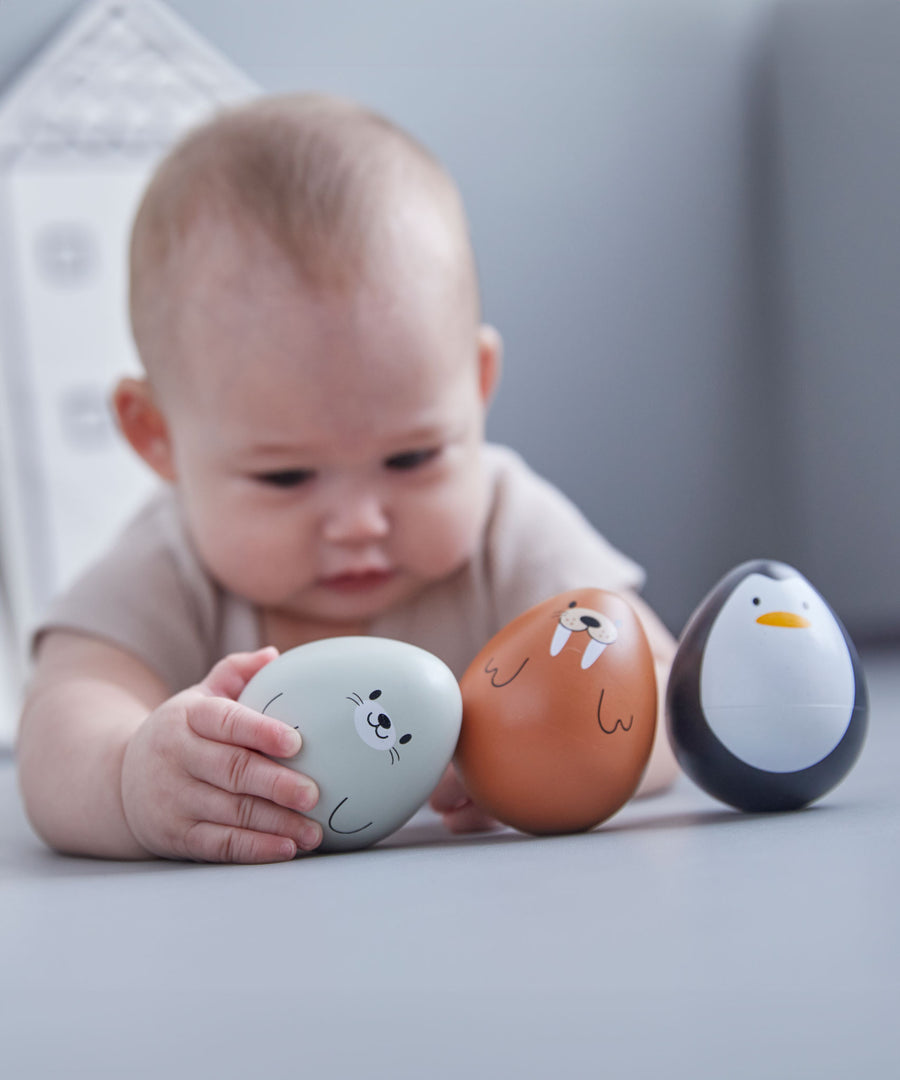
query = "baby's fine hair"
(129, 93, 477, 357)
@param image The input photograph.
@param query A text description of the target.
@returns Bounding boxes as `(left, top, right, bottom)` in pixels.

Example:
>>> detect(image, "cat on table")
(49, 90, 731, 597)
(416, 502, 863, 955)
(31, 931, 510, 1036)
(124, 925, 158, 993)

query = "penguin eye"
(752, 597, 761, 606)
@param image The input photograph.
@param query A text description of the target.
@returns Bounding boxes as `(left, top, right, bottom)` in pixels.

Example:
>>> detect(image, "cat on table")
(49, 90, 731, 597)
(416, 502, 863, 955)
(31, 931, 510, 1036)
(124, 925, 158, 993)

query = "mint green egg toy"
(239, 637, 462, 852)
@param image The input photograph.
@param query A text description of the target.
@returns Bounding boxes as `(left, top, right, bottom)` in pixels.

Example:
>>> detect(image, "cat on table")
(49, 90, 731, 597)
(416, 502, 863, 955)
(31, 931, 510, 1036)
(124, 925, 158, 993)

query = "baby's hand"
(121, 648, 322, 862)
(429, 762, 501, 835)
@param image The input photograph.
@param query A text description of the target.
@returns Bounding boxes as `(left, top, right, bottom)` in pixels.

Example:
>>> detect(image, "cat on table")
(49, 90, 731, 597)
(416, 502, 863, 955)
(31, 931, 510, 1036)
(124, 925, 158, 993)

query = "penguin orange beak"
(756, 611, 811, 628)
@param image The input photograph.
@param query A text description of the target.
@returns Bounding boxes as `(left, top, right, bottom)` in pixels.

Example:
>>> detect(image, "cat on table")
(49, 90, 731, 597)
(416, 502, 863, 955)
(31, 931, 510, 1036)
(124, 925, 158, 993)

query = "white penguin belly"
(701, 703, 853, 772)
(700, 614, 855, 773)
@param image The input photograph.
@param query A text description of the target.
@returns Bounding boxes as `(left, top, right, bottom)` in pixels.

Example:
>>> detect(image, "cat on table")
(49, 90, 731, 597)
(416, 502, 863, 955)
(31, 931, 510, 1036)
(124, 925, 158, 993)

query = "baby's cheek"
(191, 512, 306, 602)
(399, 479, 486, 577)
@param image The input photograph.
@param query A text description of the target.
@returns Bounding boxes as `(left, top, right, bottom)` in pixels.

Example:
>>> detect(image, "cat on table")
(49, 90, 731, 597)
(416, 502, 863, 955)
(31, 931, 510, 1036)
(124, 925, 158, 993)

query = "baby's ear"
(112, 377, 176, 482)
(477, 324, 503, 406)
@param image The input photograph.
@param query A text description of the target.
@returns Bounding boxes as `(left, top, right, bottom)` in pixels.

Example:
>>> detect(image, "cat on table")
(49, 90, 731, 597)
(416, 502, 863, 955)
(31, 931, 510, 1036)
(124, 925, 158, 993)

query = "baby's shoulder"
(481, 442, 582, 528)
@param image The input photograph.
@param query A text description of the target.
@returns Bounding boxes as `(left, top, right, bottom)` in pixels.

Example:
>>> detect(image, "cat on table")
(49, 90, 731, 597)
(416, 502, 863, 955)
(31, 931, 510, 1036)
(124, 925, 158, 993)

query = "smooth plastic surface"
(456, 588, 657, 834)
(667, 559, 868, 811)
(239, 637, 462, 852)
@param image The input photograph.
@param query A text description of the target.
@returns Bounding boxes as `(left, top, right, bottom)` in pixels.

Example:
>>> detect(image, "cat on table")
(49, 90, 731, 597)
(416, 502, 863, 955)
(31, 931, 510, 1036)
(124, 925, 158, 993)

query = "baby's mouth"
(318, 569, 397, 593)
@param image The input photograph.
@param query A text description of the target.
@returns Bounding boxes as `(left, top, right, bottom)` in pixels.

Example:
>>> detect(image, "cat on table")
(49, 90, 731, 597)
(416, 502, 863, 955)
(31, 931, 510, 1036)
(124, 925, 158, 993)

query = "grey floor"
(1, 649, 898, 1080)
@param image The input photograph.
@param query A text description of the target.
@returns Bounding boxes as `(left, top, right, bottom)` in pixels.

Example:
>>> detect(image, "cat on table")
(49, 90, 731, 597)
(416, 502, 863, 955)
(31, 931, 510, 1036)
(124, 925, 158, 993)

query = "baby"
(17, 93, 678, 862)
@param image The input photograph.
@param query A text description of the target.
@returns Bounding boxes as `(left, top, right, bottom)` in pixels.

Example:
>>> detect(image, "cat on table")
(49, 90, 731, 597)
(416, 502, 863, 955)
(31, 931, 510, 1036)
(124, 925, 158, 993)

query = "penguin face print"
(699, 571, 856, 773)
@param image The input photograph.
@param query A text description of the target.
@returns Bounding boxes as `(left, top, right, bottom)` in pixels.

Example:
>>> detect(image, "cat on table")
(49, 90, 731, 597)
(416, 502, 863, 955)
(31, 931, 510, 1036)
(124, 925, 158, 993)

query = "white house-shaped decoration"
(0, 0, 257, 743)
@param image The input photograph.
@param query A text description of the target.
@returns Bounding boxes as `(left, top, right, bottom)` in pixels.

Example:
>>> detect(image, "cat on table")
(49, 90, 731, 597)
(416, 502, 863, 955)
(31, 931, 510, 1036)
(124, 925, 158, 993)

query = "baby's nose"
(323, 493, 390, 544)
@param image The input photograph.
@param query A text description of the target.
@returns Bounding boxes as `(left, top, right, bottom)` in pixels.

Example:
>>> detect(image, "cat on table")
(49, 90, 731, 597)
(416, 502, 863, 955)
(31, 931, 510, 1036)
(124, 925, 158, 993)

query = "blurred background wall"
(1, 0, 897, 641)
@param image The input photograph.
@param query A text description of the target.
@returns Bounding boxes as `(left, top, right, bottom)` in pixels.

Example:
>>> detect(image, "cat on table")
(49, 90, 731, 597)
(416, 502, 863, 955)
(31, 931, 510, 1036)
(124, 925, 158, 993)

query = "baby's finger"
(189, 696, 302, 759)
(429, 762, 469, 814)
(185, 735, 318, 814)
(200, 648, 279, 702)
(181, 821, 299, 864)
(442, 802, 502, 835)
(188, 783, 322, 853)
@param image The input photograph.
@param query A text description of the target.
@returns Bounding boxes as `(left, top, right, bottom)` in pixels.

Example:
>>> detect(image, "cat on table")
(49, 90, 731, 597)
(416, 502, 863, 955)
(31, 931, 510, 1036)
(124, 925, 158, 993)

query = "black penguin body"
(666, 560, 868, 811)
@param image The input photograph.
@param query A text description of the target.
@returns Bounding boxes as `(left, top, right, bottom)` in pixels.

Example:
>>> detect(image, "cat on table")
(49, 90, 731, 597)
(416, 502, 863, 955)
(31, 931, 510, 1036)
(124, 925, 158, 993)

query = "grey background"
(1, 0, 898, 639)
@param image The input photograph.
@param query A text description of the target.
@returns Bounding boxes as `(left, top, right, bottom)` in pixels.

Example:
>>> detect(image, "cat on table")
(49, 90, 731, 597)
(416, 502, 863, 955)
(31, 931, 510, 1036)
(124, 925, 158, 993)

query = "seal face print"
(348, 689, 413, 763)
(239, 637, 462, 852)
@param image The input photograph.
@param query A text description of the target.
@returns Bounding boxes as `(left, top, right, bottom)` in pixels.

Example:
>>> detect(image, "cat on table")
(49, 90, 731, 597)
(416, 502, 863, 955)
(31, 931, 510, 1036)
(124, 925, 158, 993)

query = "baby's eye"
(256, 469, 315, 489)
(384, 448, 440, 472)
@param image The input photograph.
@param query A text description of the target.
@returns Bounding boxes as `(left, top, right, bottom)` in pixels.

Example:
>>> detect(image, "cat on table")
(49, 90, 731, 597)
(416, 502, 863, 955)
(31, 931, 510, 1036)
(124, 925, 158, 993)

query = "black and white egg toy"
(666, 560, 868, 811)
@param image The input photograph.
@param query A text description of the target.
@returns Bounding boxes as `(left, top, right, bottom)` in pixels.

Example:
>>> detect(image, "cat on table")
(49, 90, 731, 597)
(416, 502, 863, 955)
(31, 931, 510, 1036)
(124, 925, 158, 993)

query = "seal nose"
(580, 615, 600, 629)
(377, 714, 392, 729)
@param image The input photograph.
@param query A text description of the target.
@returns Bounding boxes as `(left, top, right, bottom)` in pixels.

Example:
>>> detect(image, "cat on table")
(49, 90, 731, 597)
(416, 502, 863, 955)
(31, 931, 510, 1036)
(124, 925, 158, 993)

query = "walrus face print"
(240, 638, 462, 852)
(456, 589, 657, 835)
(551, 601, 620, 668)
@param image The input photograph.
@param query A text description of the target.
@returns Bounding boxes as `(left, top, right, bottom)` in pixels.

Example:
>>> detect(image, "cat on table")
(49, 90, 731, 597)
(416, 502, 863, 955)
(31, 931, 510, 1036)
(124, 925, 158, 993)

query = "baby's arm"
(17, 632, 322, 861)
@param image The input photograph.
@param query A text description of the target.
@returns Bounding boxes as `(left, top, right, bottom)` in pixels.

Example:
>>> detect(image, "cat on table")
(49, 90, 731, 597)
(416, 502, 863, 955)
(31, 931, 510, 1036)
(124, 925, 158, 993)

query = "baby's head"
(115, 93, 501, 632)
(128, 93, 488, 387)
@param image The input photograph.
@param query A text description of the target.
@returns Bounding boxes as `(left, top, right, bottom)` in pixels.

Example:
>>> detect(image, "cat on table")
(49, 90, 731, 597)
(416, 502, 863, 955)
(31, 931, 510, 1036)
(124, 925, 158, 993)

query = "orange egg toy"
(456, 589, 657, 834)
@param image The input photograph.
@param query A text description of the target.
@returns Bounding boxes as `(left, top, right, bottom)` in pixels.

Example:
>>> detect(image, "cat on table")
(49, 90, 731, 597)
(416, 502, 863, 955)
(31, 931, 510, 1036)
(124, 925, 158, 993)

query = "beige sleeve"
(32, 492, 220, 693)
(482, 445, 648, 628)
(480, 447, 679, 792)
